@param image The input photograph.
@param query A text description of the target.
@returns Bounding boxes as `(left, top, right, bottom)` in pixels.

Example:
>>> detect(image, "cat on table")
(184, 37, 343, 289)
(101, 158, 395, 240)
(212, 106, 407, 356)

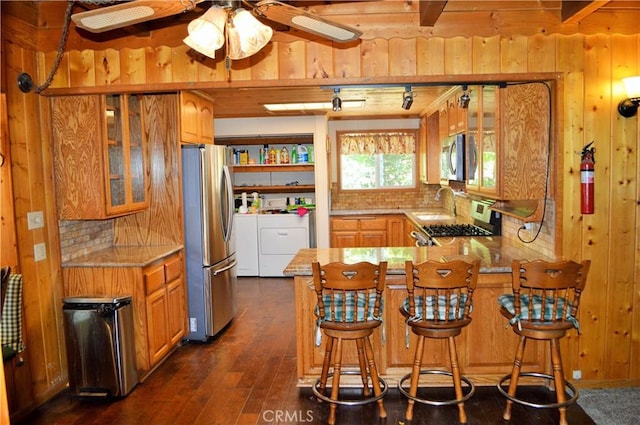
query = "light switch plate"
(34, 243, 47, 262)
(27, 211, 45, 230)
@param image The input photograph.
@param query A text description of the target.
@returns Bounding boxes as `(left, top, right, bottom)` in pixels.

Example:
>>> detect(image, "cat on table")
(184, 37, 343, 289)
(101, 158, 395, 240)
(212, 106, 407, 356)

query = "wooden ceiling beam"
(418, 1, 448, 26)
(561, 0, 609, 23)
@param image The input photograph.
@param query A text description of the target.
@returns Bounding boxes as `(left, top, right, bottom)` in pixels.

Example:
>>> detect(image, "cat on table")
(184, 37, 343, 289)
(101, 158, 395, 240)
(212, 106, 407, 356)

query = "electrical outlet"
(190, 318, 197, 332)
(524, 222, 533, 230)
(34, 243, 47, 262)
(572, 370, 582, 380)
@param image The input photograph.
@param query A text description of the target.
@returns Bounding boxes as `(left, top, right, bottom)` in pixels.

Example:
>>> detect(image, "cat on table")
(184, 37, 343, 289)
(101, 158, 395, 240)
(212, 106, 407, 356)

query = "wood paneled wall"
(2, 18, 639, 416)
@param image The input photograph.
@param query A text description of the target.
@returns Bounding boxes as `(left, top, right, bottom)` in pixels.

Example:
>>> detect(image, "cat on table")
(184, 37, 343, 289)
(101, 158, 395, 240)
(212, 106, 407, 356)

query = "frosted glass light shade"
(227, 9, 273, 60)
(183, 6, 226, 59)
(622, 76, 640, 99)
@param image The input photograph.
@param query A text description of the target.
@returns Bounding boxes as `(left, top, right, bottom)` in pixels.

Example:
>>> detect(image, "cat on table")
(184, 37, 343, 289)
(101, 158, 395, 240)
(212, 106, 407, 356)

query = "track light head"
(332, 88, 342, 112)
(402, 86, 414, 110)
(459, 85, 470, 109)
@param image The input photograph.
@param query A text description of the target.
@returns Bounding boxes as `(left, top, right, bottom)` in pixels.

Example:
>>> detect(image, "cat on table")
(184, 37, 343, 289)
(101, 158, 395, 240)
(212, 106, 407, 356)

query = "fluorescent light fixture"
(264, 100, 365, 112)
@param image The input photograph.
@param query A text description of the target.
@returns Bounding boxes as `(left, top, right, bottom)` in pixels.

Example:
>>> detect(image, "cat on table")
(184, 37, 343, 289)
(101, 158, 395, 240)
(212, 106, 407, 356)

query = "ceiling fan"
(71, 0, 363, 60)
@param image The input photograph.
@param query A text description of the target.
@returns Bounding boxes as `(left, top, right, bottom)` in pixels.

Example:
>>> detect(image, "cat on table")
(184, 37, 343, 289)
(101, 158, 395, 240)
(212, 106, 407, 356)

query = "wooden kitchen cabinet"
(466, 83, 549, 200)
(62, 250, 186, 380)
(180, 91, 214, 144)
(52, 94, 149, 219)
(144, 253, 186, 368)
(330, 216, 387, 247)
(419, 112, 442, 184)
(447, 89, 467, 136)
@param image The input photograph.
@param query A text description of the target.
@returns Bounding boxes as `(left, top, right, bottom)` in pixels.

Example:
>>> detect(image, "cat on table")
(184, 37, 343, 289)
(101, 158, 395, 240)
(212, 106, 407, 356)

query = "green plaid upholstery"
(314, 292, 384, 346)
(401, 294, 469, 321)
(316, 292, 383, 323)
(498, 293, 579, 330)
(1, 273, 24, 360)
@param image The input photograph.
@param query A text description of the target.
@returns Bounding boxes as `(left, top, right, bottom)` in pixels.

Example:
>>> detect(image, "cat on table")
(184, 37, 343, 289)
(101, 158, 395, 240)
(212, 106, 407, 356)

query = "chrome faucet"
(435, 186, 456, 216)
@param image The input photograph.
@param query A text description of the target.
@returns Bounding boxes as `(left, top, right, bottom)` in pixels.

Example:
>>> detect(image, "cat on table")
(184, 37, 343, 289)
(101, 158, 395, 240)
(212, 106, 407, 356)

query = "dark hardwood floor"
(19, 277, 596, 425)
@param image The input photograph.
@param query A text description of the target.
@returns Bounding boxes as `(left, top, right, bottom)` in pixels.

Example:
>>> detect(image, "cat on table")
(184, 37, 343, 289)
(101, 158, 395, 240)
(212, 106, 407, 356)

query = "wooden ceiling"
(4, 0, 640, 119)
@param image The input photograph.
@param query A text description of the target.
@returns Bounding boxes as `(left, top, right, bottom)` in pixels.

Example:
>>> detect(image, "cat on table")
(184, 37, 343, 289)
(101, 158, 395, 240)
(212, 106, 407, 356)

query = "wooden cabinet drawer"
(359, 217, 388, 231)
(331, 217, 360, 231)
(164, 254, 182, 282)
(144, 264, 166, 295)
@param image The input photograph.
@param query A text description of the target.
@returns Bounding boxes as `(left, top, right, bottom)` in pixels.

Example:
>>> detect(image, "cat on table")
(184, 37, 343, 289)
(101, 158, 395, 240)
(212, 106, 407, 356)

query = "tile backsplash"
(331, 184, 555, 258)
(59, 219, 114, 263)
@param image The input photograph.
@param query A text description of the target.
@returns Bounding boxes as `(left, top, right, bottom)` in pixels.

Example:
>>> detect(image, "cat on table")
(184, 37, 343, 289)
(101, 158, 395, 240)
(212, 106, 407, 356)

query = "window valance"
(339, 132, 416, 155)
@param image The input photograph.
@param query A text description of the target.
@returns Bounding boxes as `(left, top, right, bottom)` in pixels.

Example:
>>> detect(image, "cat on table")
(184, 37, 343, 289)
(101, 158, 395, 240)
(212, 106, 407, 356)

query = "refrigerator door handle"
(213, 259, 238, 276)
(221, 165, 234, 242)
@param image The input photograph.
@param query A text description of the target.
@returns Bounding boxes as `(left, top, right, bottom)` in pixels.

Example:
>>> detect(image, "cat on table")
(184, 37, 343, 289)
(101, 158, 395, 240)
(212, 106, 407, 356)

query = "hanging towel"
(1, 273, 24, 361)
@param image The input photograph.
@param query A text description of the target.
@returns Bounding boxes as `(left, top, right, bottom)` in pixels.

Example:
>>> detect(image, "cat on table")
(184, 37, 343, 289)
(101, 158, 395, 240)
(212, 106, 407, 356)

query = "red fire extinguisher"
(580, 142, 595, 214)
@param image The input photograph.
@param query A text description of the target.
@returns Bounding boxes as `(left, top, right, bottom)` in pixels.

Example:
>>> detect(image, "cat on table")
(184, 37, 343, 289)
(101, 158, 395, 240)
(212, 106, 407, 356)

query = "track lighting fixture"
(332, 88, 342, 112)
(618, 76, 640, 118)
(402, 86, 414, 110)
(459, 85, 470, 109)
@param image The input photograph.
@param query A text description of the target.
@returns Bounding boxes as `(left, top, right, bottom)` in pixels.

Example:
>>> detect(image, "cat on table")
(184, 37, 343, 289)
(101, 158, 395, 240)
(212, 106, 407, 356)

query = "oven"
(422, 200, 501, 243)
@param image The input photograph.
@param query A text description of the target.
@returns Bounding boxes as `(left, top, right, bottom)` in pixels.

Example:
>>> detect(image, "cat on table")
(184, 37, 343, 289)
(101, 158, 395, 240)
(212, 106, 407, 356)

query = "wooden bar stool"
(398, 259, 480, 423)
(311, 261, 388, 425)
(497, 259, 590, 425)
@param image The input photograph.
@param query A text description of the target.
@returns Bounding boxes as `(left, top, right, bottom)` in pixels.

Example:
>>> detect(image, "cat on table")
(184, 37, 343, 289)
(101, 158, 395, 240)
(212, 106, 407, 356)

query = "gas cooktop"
(423, 223, 493, 238)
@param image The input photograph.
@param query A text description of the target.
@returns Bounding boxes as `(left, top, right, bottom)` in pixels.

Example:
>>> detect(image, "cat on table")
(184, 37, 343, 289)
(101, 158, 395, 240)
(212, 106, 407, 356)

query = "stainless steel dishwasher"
(62, 295, 138, 397)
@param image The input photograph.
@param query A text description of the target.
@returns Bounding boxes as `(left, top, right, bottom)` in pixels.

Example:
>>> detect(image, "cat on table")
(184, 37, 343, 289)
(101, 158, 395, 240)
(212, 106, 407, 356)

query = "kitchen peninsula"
(284, 240, 556, 387)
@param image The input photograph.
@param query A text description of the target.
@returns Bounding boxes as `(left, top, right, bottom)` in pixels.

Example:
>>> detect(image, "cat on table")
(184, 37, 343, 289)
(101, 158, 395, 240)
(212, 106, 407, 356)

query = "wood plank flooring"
(18, 277, 596, 425)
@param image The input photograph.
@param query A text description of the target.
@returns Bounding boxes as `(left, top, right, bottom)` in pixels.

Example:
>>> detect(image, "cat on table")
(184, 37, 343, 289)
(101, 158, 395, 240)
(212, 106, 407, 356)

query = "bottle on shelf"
(268, 146, 276, 164)
(259, 145, 266, 164)
(292, 145, 297, 163)
(298, 145, 308, 163)
(281, 146, 289, 164)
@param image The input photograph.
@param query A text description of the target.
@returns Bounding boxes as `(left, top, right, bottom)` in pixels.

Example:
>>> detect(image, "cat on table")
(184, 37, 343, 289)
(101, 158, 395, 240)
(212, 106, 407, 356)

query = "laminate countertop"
(283, 237, 556, 276)
(62, 245, 183, 268)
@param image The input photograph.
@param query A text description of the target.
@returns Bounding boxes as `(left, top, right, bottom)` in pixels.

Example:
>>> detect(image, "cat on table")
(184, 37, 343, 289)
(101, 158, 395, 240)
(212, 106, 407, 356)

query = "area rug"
(578, 387, 640, 425)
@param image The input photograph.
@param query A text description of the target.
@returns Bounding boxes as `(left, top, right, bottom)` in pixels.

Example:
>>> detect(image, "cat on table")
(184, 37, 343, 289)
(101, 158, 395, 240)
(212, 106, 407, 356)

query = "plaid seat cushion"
(1, 273, 24, 360)
(401, 294, 469, 321)
(498, 293, 578, 329)
(316, 292, 383, 323)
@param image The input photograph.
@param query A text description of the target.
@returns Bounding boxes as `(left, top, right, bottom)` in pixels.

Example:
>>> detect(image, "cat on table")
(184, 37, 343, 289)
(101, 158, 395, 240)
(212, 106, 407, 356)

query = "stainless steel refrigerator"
(182, 144, 237, 341)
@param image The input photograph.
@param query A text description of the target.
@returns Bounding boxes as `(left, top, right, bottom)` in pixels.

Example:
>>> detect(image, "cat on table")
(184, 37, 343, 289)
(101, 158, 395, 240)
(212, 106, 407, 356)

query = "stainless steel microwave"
(441, 133, 465, 181)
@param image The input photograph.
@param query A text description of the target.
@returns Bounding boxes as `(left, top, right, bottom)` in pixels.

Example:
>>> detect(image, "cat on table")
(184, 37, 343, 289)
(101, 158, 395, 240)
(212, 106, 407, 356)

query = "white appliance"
(258, 213, 313, 277)
(235, 214, 259, 276)
(182, 145, 237, 341)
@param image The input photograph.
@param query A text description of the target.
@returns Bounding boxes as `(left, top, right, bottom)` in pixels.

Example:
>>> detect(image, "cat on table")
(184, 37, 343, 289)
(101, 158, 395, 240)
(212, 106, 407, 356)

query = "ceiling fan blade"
(253, 0, 362, 43)
(72, 0, 204, 33)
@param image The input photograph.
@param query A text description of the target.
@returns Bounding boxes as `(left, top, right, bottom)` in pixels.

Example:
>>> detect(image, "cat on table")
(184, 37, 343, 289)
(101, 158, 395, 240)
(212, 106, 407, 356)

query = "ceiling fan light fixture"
(227, 8, 273, 60)
(184, 5, 226, 58)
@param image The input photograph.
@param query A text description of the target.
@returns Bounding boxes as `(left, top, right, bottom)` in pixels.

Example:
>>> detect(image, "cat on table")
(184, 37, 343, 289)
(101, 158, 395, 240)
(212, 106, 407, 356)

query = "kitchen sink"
(408, 211, 456, 224)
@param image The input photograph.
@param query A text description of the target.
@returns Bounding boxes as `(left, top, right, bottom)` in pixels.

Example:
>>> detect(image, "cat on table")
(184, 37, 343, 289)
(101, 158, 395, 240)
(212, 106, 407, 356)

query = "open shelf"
(232, 164, 314, 173)
(233, 185, 315, 194)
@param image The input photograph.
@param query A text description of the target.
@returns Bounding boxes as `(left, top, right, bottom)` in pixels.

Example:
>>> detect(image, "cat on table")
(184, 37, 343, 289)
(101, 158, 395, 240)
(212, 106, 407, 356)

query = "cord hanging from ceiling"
(18, 0, 75, 94)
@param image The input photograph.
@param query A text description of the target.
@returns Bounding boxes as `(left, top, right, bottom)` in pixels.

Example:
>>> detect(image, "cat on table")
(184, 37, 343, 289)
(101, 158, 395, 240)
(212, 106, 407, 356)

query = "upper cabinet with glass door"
(52, 94, 149, 219)
(465, 83, 548, 200)
(466, 85, 498, 196)
(105, 94, 149, 216)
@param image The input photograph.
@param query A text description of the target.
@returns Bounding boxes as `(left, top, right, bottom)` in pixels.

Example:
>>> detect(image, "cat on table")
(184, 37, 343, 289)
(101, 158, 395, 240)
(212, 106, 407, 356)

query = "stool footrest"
(497, 372, 578, 409)
(398, 369, 475, 406)
(313, 371, 388, 406)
